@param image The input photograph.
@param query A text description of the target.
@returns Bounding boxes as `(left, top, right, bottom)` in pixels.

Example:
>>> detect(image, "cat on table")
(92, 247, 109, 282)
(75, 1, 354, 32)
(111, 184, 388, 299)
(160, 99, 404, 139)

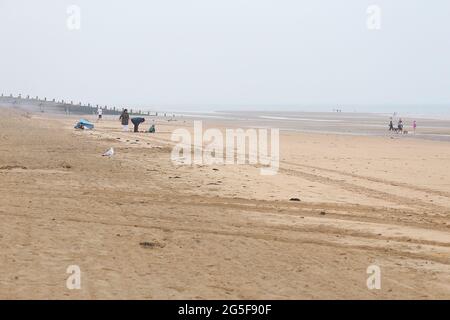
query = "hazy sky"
(0, 0, 449, 110)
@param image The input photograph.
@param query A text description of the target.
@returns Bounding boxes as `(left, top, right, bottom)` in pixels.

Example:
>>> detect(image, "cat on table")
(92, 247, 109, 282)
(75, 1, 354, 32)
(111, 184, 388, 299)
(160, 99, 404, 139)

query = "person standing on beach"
(119, 109, 130, 132)
(413, 120, 417, 134)
(398, 118, 403, 133)
(97, 107, 103, 121)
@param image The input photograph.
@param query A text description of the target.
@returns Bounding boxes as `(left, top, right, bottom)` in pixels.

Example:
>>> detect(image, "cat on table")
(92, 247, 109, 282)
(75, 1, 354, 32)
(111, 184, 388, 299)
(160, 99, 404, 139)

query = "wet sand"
(179, 110, 450, 141)
(0, 108, 449, 299)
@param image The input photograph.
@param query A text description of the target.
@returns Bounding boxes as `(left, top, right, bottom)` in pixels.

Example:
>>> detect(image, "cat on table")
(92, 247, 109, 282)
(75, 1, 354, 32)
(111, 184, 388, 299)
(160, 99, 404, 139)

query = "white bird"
(102, 147, 114, 157)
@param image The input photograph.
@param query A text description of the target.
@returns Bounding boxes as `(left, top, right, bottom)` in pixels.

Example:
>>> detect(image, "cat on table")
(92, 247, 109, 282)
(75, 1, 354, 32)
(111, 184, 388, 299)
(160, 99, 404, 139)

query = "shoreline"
(179, 110, 450, 121)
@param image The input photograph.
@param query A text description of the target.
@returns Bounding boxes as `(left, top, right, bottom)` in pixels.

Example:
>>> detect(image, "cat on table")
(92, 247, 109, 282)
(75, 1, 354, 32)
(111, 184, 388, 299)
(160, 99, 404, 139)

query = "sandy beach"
(0, 108, 449, 299)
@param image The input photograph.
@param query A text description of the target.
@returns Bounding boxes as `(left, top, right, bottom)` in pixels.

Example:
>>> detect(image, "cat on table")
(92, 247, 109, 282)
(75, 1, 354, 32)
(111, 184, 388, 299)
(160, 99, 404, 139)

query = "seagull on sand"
(102, 147, 114, 157)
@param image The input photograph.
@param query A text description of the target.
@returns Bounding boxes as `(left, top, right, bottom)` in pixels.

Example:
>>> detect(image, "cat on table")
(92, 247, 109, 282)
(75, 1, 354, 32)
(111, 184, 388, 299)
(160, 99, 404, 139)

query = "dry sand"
(0, 109, 449, 299)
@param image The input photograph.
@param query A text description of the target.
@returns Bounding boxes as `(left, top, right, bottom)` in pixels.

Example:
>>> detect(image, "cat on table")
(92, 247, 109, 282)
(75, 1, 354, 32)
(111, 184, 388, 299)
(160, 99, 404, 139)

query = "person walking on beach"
(131, 117, 145, 132)
(119, 109, 130, 132)
(389, 118, 394, 131)
(413, 120, 417, 134)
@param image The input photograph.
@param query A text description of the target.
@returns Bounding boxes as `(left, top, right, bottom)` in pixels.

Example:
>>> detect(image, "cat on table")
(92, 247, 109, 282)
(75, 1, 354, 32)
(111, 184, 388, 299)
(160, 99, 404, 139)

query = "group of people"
(389, 117, 417, 134)
(118, 109, 155, 133)
(96, 107, 156, 133)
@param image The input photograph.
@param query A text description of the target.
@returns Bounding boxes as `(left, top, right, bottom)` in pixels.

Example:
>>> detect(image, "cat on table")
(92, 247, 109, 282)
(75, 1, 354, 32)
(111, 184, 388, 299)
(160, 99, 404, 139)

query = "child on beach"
(119, 109, 130, 132)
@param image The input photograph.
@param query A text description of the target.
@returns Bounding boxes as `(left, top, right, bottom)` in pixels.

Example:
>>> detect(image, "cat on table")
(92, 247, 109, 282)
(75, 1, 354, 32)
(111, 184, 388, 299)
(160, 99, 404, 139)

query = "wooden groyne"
(0, 94, 154, 116)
